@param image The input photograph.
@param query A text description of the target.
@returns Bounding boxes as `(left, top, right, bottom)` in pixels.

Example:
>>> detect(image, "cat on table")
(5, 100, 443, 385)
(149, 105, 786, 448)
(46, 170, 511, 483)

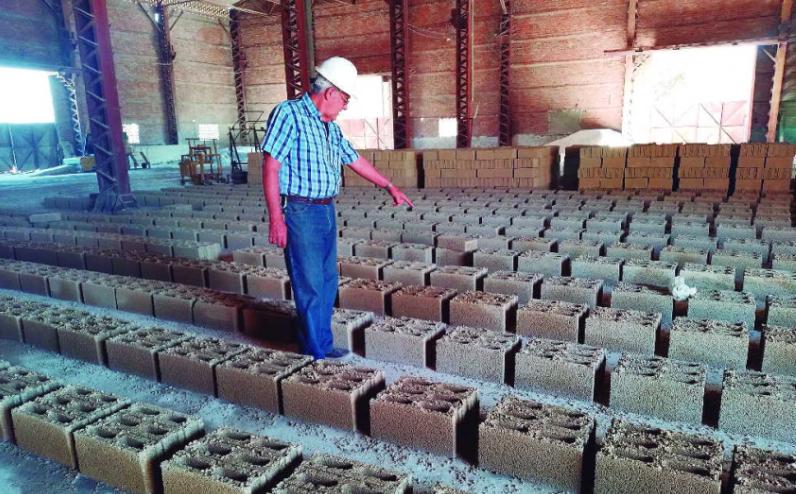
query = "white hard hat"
(315, 56, 358, 97)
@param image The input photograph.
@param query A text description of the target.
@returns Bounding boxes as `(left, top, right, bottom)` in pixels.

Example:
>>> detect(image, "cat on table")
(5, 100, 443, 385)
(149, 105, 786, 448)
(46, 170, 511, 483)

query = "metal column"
(389, 0, 411, 149)
(281, 0, 311, 99)
(55, 72, 85, 155)
(453, 0, 474, 148)
(154, 2, 178, 144)
(229, 10, 248, 130)
(72, 0, 131, 203)
(498, 0, 511, 146)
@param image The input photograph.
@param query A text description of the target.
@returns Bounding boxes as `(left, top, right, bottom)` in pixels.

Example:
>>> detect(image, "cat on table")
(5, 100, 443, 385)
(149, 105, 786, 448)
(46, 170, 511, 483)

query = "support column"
(454, 0, 474, 148)
(767, 0, 793, 142)
(230, 9, 247, 130)
(155, 2, 178, 144)
(389, 0, 411, 149)
(55, 72, 85, 155)
(72, 0, 131, 202)
(281, 0, 311, 99)
(498, 0, 511, 146)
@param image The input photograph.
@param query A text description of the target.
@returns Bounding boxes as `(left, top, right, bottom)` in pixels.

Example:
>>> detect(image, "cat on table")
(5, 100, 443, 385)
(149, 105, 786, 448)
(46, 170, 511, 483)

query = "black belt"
(282, 195, 335, 205)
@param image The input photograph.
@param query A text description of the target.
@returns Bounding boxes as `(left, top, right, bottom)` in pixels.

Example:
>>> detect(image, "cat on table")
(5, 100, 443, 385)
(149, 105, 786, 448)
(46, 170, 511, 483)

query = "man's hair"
(309, 74, 335, 95)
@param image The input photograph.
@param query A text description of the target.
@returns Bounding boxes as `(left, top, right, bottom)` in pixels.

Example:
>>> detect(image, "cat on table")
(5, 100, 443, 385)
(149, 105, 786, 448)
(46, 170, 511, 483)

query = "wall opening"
(337, 74, 394, 149)
(0, 67, 56, 124)
(626, 45, 758, 144)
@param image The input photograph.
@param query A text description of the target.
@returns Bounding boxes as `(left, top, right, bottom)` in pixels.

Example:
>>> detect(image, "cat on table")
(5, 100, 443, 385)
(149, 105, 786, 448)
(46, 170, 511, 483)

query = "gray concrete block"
(611, 282, 673, 326)
(605, 242, 653, 262)
(483, 270, 541, 304)
(558, 239, 603, 258)
(364, 317, 445, 367)
(382, 260, 435, 286)
(680, 263, 735, 292)
(429, 265, 487, 291)
(744, 268, 796, 299)
(271, 453, 410, 493)
(719, 370, 796, 444)
(730, 444, 796, 494)
(687, 290, 756, 328)
(472, 248, 519, 272)
(659, 245, 709, 268)
(761, 324, 796, 377)
(338, 256, 392, 281)
(435, 326, 520, 383)
(449, 290, 518, 332)
(669, 317, 749, 370)
(514, 338, 605, 401)
(623, 259, 677, 290)
(585, 307, 660, 355)
(516, 299, 587, 341)
(517, 251, 569, 277)
(391, 242, 434, 263)
(571, 256, 622, 284)
(671, 235, 718, 253)
(767, 295, 796, 327)
(331, 308, 373, 351)
(541, 276, 602, 307)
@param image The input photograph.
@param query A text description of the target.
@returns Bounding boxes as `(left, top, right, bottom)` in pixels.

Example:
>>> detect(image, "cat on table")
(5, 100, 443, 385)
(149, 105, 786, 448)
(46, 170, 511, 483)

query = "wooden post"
(767, 0, 793, 142)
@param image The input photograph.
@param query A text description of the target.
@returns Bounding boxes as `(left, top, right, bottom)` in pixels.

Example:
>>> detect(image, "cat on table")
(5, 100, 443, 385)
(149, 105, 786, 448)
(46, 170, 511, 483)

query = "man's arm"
(263, 154, 287, 248)
(348, 156, 414, 207)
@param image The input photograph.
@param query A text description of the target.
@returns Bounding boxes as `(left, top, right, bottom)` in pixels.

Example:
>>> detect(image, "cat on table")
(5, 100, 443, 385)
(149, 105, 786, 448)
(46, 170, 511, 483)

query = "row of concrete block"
(0, 359, 455, 494)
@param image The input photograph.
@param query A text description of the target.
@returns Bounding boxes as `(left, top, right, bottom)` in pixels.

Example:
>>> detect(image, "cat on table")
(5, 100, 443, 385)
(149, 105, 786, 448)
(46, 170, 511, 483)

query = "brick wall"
(239, 13, 286, 125)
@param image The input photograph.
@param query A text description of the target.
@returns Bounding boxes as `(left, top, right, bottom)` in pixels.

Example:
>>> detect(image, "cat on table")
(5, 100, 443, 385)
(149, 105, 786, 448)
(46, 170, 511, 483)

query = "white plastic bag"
(671, 276, 697, 301)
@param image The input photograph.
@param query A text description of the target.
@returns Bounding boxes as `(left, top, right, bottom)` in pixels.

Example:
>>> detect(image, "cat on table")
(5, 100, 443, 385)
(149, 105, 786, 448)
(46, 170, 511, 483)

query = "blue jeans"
(283, 200, 338, 359)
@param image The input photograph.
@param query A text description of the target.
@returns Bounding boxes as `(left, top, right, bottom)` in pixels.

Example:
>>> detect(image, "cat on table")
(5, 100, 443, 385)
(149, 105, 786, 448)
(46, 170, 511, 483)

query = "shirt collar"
(300, 92, 322, 120)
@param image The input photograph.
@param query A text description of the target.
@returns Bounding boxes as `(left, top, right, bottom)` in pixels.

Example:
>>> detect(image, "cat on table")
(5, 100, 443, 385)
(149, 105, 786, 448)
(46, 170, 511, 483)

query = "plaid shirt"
(261, 93, 359, 199)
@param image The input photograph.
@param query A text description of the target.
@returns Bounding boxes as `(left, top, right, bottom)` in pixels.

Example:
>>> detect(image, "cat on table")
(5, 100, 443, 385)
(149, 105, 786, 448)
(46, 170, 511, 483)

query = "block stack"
(762, 143, 796, 193)
(577, 146, 626, 191)
(246, 152, 263, 186)
(424, 147, 555, 188)
(514, 146, 557, 188)
(625, 144, 676, 191)
(473, 148, 516, 187)
(423, 149, 467, 187)
(677, 144, 731, 193)
(345, 149, 419, 188)
(737, 143, 767, 194)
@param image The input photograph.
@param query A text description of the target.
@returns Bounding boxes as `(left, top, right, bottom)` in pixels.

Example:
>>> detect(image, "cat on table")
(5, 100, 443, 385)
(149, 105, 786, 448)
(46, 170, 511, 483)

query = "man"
(261, 56, 413, 360)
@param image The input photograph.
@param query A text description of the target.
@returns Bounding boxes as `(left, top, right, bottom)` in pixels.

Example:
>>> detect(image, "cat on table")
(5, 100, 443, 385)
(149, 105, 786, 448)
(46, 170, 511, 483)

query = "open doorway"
(337, 74, 394, 149)
(625, 45, 758, 144)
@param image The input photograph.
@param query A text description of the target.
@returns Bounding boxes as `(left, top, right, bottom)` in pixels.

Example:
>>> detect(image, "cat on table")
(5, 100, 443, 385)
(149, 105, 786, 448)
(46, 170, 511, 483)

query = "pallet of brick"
(162, 428, 302, 494)
(364, 317, 445, 367)
(584, 307, 661, 355)
(11, 386, 129, 469)
(514, 338, 605, 401)
(736, 143, 768, 194)
(272, 453, 410, 493)
(730, 444, 796, 493)
(370, 376, 478, 458)
(627, 144, 677, 192)
(435, 326, 520, 383)
(610, 355, 705, 424)
(331, 308, 374, 351)
(479, 396, 594, 491)
(73, 402, 204, 494)
(513, 146, 557, 188)
(677, 144, 731, 193)
(281, 360, 384, 432)
(719, 369, 796, 443)
(595, 420, 723, 494)
(0, 364, 61, 443)
(577, 146, 626, 191)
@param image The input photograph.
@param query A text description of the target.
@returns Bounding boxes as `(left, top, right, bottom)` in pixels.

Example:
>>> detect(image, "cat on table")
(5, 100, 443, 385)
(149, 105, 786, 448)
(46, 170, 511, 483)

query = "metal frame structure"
(154, 2, 179, 144)
(72, 0, 131, 200)
(389, 0, 411, 149)
(229, 9, 248, 130)
(498, 0, 511, 146)
(768, 0, 794, 142)
(54, 72, 85, 155)
(281, 0, 311, 99)
(453, 0, 474, 148)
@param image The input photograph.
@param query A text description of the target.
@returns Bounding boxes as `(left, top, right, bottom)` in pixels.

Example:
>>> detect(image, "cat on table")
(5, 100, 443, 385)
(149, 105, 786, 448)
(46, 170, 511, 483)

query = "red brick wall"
(239, 13, 286, 124)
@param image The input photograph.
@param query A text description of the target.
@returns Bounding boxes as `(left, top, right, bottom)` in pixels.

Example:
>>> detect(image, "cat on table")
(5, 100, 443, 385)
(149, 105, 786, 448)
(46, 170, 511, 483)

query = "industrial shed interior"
(2, 0, 796, 493)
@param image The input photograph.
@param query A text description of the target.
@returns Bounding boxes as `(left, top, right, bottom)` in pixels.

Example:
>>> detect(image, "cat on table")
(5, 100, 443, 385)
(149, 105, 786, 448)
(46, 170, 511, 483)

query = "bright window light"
(0, 67, 56, 124)
(438, 118, 457, 137)
(198, 124, 219, 140)
(123, 123, 140, 145)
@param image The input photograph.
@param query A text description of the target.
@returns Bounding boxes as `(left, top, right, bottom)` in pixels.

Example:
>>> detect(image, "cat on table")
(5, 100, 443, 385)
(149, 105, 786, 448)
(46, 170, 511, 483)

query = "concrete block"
(516, 299, 587, 341)
(479, 396, 594, 492)
(436, 234, 479, 251)
(688, 290, 756, 328)
(483, 270, 541, 304)
(626, 232, 670, 256)
(391, 242, 434, 263)
(541, 276, 602, 307)
(712, 251, 764, 280)
(744, 268, 796, 299)
(244, 266, 291, 300)
(585, 307, 661, 355)
(162, 429, 301, 494)
(171, 260, 211, 287)
(338, 256, 392, 281)
(671, 220, 710, 237)
(722, 238, 770, 261)
(772, 252, 796, 272)
(514, 338, 605, 401)
(271, 453, 409, 493)
(21, 307, 88, 353)
(364, 317, 445, 367)
(390, 285, 457, 322)
(571, 256, 622, 284)
(80, 276, 120, 309)
(628, 218, 667, 235)
(472, 248, 519, 272)
(158, 337, 247, 395)
(57, 315, 135, 365)
(433, 247, 473, 266)
(331, 308, 373, 351)
(762, 227, 796, 242)
(761, 324, 796, 377)
(544, 227, 584, 242)
(0, 365, 60, 443)
(582, 229, 624, 245)
(435, 326, 519, 383)
(215, 348, 312, 414)
(623, 259, 677, 290)
(771, 240, 796, 258)
(558, 239, 603, 260)
(241, 299, 298, 341)
(73, 403, 204, 494)
(680, 263, 735, 292)
(671, 235, 718, 253)
(207, 262, 248, 293)
(717, 223, 757, 241)
(337, 237, 362, 257)
(611, 282, 673, 326)
(719, 370, 796, 443)
(106, 327, 192, 380)
(338, 278, 402, 315)
(401, 225, 437, 246)
(354, 239, 397, 259)
(517, 251, 569, 277)
(152, 286, 198, 324)
(610, 355, 706, 424)
(730, 444, 796, 494)
(429, 265, 487, 291)
(115, 281, 155, 317)
(281, 361, 384, 432)
(370, 376, 478, 458)
(595, 420, 723, 494)
(382, 260, 435, 286)
(659, 245, 709, 268)
(605, 242, 653, 262)
(767, 294, 796, 327)
(449, 290, 518, 332)
(510, 235, 554, 252)
(0, 300, 48, 341)
(11, 386, 128, 469)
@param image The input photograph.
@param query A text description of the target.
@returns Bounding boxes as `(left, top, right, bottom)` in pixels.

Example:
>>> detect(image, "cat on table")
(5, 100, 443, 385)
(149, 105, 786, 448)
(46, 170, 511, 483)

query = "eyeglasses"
(336, 88, 350, 106)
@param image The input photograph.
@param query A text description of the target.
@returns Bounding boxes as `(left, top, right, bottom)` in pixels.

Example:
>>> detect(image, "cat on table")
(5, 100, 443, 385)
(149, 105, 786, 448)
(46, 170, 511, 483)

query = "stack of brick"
(625, 144, 677, 191)
(761, 143, 796, 193)
(346, 149, 418, 188)
(736, 143, 768, 194)
(513, 146, 557, 188)
(424, 147, 555, 188)
(246, 151, 263, 185)
(677, 144, 731, 192)
(472, 148, 517, 188)
(577, 146, 626, 191)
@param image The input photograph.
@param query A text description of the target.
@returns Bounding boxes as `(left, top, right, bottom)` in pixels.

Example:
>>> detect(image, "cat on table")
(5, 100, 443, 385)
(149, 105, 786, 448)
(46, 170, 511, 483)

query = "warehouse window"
(198, 124, 219, 140)
(438, 118, 457, 138)
(0, 67, 55, 123)
(122, 123, 140, 145)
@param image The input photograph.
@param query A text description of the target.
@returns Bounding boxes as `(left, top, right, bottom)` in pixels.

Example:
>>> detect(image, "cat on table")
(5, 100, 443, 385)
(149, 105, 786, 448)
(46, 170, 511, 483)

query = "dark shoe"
(324, 348, 349, 359)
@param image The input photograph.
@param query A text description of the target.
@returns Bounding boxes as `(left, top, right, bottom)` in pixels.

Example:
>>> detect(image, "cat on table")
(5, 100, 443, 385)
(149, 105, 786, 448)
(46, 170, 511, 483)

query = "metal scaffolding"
(389, 0, 411, 149)
(72, 0, 131, 203)
(454, 0, 474, 148)
(229, 9, 248, 130)
(54, 72, 85, 155)
(154, 2, 179, 144)
(281, 0, 311, 99)
(498, 0, 511, 146)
